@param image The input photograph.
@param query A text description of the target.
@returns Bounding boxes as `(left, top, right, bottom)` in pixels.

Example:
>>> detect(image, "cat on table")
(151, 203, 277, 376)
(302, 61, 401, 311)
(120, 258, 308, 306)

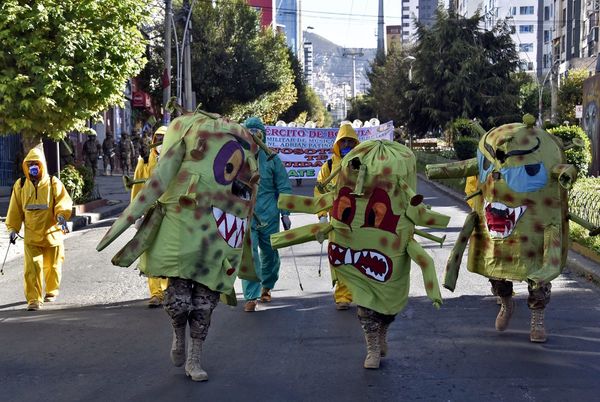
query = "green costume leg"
(407, 239, 442, 308)
(444, 211, 478, 291)
(242, 229, 262, 300)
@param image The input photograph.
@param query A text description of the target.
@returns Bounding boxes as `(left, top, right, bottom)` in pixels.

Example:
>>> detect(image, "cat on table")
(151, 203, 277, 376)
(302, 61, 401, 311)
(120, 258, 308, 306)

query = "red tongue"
(485, 208, 515, 232)
(356, 255, 386, 275)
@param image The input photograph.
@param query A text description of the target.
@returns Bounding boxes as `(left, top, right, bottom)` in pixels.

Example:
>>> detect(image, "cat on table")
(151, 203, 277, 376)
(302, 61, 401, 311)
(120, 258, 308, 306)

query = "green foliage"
(547, 125, 592, 176)
(557, 69, 588, 124)
(453, 137, 479, 160)
(0, 0, 149, 140)
(377, 8, 521, 135)
(188, 1, 296, 123)
(60, 165, 84, 203)
(346, 95, 376, 122)
(76, 164, 95, 202)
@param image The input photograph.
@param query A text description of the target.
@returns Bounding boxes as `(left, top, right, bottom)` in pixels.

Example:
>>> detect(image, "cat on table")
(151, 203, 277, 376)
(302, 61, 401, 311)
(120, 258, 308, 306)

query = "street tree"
(557, 69, 588, 124)
(0, 0, 148, 145)
(188, 0, 296, 123)
(370, 8, 521, 136)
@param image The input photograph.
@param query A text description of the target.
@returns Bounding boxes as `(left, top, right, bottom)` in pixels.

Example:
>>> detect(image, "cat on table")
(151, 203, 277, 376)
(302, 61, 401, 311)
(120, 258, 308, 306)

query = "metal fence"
(569, 187, 600, 228)
(0, 134, 20, 187)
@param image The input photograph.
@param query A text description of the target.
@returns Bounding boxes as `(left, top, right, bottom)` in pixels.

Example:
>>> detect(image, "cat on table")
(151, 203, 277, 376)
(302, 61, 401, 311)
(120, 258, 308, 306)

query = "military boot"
(379, 324, 389, 357)
(495, 296, 515, 331)
(530, 309, 547, 343)
(185, 338, 208, 381)
(170, 326, 186, 367)
(363, 331, 381, 369)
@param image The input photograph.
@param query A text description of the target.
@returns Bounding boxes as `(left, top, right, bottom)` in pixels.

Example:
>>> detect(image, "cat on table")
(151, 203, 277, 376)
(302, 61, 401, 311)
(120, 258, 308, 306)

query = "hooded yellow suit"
(6, 147, 72, 304)
(314, 124, 359, 304)
(131, 126, 169, 299)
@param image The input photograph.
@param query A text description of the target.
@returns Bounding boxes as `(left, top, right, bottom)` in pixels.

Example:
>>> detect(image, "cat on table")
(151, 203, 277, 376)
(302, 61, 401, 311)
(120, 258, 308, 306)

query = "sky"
(300, 0, 405, 49)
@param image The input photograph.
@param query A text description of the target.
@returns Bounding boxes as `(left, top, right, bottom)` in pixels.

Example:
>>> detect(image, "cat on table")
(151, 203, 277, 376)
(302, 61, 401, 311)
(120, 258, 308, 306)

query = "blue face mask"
(340, 147, 353, 157)
(28, 165, 40, 178)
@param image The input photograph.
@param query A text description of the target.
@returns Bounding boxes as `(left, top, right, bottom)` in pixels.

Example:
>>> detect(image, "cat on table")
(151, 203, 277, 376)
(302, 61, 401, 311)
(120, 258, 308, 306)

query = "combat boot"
(170, 326, 186, 367)
(185, 338, 208, 381)
(530, 309, 547, 343)
(379, 324, 389, 357)
(495, 296, 515, 331)
(363, 332, 381, 369)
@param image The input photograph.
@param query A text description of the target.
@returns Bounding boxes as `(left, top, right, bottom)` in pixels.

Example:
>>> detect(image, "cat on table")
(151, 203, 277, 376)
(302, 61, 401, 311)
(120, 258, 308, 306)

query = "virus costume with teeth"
(97, 111, 259, 381)
(426, 115, 590, 343)
(271, 139, 450, 369)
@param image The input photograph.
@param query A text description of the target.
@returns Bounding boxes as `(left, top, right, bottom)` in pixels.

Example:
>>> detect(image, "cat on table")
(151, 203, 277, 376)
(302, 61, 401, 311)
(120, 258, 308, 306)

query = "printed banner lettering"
(265, 121, 394, 179)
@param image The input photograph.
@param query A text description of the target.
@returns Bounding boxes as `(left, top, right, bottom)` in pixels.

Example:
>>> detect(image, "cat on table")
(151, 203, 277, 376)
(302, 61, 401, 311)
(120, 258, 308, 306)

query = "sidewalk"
(418, 173, 600, 285)
(0, 173, 130, 265)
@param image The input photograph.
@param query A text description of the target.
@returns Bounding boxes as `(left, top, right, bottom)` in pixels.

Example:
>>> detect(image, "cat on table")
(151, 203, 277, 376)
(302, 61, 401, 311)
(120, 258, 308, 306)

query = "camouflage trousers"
(490, 279, 552, 310)
(164, 278, 219, 341)
(357, 306, 396, 334)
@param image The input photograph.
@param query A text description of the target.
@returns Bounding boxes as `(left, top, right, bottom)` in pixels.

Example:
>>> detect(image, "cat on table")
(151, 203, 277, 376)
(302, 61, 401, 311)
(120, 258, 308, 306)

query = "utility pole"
(183, 0, 193, 111)
(377, 0, 385, 59)
(163, 0, 172, 124)
(551, 64, 559, 123)
(343, 49, 363, 98)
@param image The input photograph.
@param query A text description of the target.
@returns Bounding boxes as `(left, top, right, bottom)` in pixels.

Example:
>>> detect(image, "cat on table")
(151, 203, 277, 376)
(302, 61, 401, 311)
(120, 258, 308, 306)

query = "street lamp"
(538, 60, 559, 127)
(403, 55, 416, 82)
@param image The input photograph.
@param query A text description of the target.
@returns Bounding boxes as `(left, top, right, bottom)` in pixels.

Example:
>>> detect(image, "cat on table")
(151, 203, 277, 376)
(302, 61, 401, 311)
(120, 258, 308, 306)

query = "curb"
(417, 173, 600, 285)
(71, 201, 128, 231)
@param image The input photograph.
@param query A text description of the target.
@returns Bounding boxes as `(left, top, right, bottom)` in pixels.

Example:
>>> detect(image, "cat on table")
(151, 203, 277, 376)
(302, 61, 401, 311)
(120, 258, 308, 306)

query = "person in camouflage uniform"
(131, 131, 141, 162)
(138, 130, 151, 163)
(102, 131, 116, 175)
(59, 135, 75, 167)
(119, 132, 134, 176)
(82, 133, 101, 176)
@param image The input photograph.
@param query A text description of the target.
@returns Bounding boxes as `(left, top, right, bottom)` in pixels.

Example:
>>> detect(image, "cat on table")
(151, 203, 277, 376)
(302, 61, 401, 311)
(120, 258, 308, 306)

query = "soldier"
(119, 133, 134, 176)
(102, 131, 116, 176)
(82, 132, 101, 176)
(131, 131, 141, 162)
(139, 130, 151, 164)
(59, 135, 75, 167)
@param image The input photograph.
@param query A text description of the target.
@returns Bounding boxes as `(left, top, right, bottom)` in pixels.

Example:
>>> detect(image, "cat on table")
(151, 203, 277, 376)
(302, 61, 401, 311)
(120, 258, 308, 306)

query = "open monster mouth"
(212, 207, 247, 248)
(328, 242, 392, 282)
(484, 201, 527, 239)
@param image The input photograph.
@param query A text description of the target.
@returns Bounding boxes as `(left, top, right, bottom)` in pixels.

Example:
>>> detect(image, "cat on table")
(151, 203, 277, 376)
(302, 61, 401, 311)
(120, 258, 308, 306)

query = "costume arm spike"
(406, 203, 451, 228)
(426, 158, 479, 180)
(277, 193, 334, 214)
(568, 213, 600, 236)
(407, 239, 442, 309)
(270, 223, 333, 249)
(527, 225, 562, 287)
(316, 166, 341, 194)
(97, 138, 187, 251)
(443, 211, 478, 291)
(551, 164, 578, 189)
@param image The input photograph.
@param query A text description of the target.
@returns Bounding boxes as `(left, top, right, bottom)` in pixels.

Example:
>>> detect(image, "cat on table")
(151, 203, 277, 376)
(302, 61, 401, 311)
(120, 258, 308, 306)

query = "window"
(520, 6, 534, 15)
(403, 6, 409, 11)
(519, 61, 534, 71)
(544, 30, 551, 43)
(403, 22, 410, 27)
(520, 25, 534, 33)
(510, 25, 516, 34)
(519, 43, 534, 52)
(511, 6, 517, 15)
(544, 6, 550, 20)
(403, 14, 410, 19)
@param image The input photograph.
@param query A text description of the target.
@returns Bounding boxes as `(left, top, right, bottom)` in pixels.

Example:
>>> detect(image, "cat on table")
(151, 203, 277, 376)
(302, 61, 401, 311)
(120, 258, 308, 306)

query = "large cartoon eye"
(214, 141, 244, 185)
(332, 187, 356, 226)
(524, 163, 541, 176)
(362, 188, 400, 234)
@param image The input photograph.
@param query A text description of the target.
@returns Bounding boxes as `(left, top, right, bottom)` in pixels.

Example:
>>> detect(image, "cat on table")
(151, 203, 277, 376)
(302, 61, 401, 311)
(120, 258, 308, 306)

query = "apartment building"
(399, 0, 443, 43)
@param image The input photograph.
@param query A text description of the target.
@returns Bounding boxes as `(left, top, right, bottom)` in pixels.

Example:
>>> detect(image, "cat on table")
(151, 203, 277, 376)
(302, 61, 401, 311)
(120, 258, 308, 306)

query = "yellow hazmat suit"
(6, 147, 72, 305)
(314, 124, 359, 304)
(464, 176, 478, 209)
(131, 126, 169, 301)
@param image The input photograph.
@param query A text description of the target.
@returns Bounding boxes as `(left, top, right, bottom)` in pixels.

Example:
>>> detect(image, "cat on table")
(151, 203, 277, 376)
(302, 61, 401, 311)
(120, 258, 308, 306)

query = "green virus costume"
(97, 111, 260, 381)
(271, 139, 450, 368)
(426, 115, 598, 343)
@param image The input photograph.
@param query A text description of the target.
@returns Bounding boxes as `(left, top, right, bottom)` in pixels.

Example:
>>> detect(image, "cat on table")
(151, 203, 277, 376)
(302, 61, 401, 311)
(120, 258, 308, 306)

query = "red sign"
(132, 91, 151, 108)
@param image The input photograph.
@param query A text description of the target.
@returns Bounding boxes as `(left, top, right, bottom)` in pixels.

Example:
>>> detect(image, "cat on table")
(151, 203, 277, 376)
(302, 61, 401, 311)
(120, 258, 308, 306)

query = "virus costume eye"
(332, 187, 356, 226)
(362, 188, 400, 234)
(214, 141, 244, 185)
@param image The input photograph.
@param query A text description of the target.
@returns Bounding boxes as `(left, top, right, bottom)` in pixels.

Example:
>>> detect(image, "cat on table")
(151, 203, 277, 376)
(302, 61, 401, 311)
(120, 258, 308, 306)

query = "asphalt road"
(1, 180, 600, 401)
